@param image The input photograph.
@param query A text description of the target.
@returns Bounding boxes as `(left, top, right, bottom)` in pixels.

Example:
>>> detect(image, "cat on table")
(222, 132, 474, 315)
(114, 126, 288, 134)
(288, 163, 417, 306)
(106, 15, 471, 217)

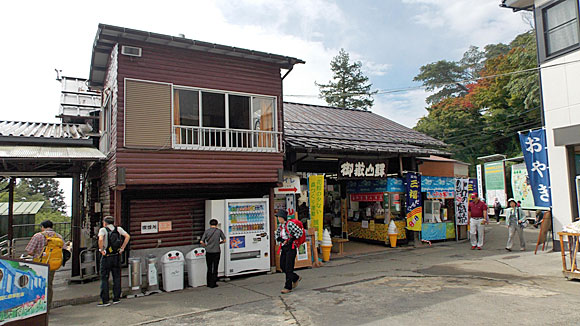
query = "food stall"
(346, 178, 407, 245)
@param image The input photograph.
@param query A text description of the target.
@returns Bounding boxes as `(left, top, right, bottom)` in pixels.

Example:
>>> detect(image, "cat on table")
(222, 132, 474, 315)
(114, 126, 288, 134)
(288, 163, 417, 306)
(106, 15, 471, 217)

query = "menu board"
(227, 203, 266, 234)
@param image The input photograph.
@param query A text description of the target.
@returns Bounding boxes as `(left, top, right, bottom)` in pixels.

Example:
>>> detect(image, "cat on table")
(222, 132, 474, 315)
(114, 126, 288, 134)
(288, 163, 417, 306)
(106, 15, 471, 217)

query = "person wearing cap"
(274, 209, 303, 294)
(468, 193, 488, 250)
(505, 198, 526, 251)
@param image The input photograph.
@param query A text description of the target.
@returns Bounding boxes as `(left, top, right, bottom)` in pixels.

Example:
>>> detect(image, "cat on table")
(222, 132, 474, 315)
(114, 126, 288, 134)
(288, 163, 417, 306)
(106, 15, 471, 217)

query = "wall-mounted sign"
(350, 192, 384, 202)
(141, 221, 158, 234)
(159, 221, 172, 232)
(275, 174, 300, 194)
(338, 159, 388, 179)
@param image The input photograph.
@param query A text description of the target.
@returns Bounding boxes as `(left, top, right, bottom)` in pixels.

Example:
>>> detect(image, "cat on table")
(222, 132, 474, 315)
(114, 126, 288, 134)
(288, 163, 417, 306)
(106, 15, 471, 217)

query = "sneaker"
(471, 246, 476, 250)
(520, 248, 525, 251)
(281, 288, 292, 294)
(497, 221, 501, 224)
(477, 247, 482, 250)
(292, 276, 302, 289)
(97, 302, 111, 307)
(112, 300, 120, 305)
(506, 248, 512, 252)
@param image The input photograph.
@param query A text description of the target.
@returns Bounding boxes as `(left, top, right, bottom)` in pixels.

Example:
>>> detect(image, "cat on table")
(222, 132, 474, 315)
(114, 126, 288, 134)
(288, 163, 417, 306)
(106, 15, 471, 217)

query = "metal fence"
(173, 125, 281, 152)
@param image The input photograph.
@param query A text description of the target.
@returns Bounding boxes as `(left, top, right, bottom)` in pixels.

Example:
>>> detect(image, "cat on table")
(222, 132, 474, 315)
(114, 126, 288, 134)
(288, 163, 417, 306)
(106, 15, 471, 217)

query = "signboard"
(468, 178, 478, 197)
(421, 176, 455, 191)
(338, 159, 388, 179)
(274, 174, 300, 194)
(454, 178, 469, 225)
(350, 192, 384, 202)
(511, 163, 542, 210)
(519, 129, 552, 207)
(476, 164, 483, 198)
(346, 178, 404, 193)
(141, 221, 158, 234)
(426, 190, 454, 199)
(229, 236, 245, 249)
(159, 221, 172, 232)
(0, 258, 48, 325)
(405, 172, 422, 231)
(484, 161, 507, 207)
(309, 175, 324, 241)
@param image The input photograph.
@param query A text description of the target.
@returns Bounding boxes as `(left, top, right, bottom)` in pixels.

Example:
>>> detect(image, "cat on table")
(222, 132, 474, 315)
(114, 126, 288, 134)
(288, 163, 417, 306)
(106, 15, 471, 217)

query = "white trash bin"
(186, 247, 207, 287)
(160, 250, 184, 292)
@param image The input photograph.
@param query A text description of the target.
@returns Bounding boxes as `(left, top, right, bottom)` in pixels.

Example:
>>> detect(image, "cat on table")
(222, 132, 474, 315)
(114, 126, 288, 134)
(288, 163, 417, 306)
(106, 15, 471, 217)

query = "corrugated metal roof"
(0, 121, 92, 139)
(0, 146, 106, 160)
(283, 102, 448, 155)
(0, 201, 44, 216)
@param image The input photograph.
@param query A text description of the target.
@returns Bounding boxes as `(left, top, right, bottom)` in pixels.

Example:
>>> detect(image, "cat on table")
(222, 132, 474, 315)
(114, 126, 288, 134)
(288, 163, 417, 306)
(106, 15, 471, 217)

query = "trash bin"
(186, 247, 207, 287)
(160, 250, 185, 292)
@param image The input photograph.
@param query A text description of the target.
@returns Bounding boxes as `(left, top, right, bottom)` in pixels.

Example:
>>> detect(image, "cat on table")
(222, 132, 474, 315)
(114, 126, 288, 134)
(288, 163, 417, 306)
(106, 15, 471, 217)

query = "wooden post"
(71, 173, 81, 277)
(559, 232, 567, 272)
(7, 177, 15, 245)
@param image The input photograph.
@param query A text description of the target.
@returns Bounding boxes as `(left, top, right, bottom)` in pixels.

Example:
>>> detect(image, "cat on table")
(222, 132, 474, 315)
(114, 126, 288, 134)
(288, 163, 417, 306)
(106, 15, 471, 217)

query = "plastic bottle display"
(228, 204, 266, 234)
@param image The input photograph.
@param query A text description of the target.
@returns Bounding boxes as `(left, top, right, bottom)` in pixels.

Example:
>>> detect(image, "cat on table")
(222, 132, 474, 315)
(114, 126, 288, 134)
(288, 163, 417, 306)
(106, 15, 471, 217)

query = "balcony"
(172, 125, 281, 152)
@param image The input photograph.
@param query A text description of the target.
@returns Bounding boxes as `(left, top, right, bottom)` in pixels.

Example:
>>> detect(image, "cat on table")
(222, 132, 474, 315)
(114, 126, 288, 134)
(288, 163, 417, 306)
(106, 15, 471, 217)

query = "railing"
(11, 222, 72, 242)
(173, 125, 281, 152)
(0, 234, 9, 256)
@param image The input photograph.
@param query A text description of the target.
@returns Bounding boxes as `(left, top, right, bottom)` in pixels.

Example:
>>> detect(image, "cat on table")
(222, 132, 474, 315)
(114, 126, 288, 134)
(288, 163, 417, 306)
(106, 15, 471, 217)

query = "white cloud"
(361, 60, 391, 76)
(371, 89, 432, 128)
(401, 0, 531, 49)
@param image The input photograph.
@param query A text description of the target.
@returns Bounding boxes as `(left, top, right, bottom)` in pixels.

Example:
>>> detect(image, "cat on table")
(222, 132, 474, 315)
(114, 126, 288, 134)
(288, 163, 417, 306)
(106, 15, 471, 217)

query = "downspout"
(280, 60, 295, 156)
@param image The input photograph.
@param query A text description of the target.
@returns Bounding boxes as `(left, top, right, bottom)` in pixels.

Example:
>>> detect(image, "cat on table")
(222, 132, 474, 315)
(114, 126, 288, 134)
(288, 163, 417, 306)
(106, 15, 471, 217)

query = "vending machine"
(205, 198, 270, 277)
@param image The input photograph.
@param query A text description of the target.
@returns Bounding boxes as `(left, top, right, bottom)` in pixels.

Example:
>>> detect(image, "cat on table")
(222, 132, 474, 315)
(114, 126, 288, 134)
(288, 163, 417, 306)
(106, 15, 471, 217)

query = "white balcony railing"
(172, 125, 281, 152)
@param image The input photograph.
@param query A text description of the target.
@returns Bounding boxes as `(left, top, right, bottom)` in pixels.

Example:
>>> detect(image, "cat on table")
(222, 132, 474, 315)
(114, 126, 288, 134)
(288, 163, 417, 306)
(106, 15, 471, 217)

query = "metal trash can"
(186, 247, 207, 287)
(128, 257, 143, 297)
(145, 255, 161, 294)
(160, 250, 185, 292)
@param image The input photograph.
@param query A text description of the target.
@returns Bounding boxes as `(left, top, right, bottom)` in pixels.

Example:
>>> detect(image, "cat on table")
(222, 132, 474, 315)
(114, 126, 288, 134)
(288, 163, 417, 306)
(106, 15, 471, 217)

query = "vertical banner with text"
(519, 129, 552, 207)
(484, 161, 507, 207)
(405, 172, 422, 231)
(309, 175, 324, 241)
(454, 178, 469, 225)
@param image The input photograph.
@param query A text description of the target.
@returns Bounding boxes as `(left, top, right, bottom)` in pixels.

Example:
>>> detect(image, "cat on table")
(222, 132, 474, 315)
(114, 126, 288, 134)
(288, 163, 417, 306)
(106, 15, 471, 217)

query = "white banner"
(454, 178, 469, 226)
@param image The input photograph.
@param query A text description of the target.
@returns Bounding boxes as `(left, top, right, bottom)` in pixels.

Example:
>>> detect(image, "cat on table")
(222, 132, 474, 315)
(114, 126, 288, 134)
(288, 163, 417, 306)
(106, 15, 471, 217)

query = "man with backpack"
(200, 219, 226, 288)
(98, 216, 130, 306)
(25, 220, 67, 312)
(274, 209, 304, 294)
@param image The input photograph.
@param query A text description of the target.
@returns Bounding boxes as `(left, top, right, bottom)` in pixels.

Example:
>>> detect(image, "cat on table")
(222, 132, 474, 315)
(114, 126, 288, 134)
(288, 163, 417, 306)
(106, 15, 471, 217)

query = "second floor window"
(543, 0, 580, 57)
(173, 87, 276, 150)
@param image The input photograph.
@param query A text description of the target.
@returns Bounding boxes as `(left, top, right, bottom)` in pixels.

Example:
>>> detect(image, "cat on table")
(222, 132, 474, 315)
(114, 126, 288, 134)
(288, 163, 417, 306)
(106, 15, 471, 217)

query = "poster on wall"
(519, 129, 552, 207)
(484, 161, 507, 207)
(0, 258, 48, 325)
(405, 172, 422, 231)
(309, 175, 324, 241)
(511, 163, 542, 210)
(454, 178, 469, 226)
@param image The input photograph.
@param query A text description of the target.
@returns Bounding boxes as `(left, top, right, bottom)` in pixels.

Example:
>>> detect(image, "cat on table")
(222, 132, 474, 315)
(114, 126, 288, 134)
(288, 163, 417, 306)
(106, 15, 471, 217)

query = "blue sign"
(469, 178, 478, 196)
(405, 172, 422, 231)
(346, 178, 404, 193)
(519, 129, 552, 207)
(387, 178, 404, 192)
(421, 176, 455, 191)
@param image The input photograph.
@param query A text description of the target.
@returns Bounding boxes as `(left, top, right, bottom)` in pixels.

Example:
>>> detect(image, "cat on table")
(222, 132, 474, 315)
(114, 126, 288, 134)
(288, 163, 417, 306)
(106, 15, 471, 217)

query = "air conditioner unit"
(121, 45, 142, 57)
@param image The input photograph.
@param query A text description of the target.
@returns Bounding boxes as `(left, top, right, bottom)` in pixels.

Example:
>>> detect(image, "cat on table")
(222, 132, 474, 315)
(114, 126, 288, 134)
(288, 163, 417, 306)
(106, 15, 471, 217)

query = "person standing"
(200, 219, 226, 288)
(98, 216, 130, 306)
(505, 198, 526, 251)
(275, 209, 303, 294)
(493, 198, 502, 224)
(468, 193, 488, 250)
(25, 220, 67, 312)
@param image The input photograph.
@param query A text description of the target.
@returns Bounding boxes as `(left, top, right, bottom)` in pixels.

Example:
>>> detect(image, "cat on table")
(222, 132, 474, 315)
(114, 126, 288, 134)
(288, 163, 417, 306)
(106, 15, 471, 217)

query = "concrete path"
(49, 224, 580, 325)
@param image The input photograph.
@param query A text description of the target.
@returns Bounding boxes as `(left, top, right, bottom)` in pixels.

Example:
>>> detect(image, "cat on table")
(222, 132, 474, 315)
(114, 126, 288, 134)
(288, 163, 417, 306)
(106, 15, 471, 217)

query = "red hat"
(471, 193, 478, 198)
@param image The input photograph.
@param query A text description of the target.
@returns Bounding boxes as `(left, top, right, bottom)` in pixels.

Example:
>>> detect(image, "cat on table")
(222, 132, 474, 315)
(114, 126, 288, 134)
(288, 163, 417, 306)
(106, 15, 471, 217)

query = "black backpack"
(106, 227, 123, 254)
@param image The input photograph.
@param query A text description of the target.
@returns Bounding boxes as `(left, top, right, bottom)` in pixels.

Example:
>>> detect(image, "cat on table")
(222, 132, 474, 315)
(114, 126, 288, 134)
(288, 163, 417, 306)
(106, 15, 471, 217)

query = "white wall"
(540, 50, 580, 233)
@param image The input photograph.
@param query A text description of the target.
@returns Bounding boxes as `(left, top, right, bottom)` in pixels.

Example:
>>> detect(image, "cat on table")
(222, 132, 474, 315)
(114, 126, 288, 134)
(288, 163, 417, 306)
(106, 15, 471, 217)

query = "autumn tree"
(316, 49, 377, 111)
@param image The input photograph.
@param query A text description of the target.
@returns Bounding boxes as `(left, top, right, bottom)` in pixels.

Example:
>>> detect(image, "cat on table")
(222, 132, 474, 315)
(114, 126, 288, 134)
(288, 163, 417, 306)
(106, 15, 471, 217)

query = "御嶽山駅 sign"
(338, 159, 388, 179)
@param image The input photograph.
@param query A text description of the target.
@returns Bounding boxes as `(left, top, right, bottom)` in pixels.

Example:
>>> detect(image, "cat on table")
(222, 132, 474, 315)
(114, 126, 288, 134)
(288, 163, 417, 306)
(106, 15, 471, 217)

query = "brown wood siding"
(418, 161, 455, 178)
(115, 40, 283, 153)
(124, 79, 172, 148)
(129, 198, 205, 250)
(117, 150, 282, 185)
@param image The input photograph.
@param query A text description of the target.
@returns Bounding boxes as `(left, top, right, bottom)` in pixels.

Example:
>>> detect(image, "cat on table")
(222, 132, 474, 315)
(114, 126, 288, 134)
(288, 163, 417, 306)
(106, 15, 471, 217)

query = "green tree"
(316, 49, 377, 111)
(21, 178, 67, 213)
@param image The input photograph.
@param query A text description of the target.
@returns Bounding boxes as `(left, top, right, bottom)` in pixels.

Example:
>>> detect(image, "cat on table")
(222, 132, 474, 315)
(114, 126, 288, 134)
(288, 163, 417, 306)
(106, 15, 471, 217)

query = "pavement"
(49, 223, 580, 325)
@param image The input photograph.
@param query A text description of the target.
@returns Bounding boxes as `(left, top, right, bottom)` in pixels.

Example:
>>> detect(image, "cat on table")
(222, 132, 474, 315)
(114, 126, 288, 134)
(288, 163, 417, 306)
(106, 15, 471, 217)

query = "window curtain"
(257, 99, 273, 147)
(173, 89, 181, 144)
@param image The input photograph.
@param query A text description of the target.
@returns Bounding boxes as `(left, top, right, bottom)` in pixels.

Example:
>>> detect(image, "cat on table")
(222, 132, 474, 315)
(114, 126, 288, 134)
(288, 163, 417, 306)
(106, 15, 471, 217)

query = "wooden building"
(86, 24, 304, 262)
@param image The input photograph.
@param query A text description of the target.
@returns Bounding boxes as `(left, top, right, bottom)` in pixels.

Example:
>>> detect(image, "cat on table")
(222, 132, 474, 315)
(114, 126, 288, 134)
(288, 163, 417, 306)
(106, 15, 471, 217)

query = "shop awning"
(0, 145, 106, 160)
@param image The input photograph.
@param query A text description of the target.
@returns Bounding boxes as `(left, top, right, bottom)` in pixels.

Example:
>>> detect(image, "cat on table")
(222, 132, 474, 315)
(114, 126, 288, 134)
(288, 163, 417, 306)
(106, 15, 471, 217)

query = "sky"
(0, 0, 531, 211)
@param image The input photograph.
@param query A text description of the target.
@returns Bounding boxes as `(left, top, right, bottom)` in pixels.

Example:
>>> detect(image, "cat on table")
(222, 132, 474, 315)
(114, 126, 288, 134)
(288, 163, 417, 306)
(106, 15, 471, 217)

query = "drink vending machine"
(205, 198, 270, 277)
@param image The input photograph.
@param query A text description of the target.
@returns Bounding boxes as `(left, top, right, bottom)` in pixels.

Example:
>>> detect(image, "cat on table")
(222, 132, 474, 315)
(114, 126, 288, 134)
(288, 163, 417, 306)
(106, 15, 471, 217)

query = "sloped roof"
(0, 121, 94, 146)
(283, 102, 447, 155)
(90, 24, 305, 87)
(0, 201, 44, 216)
(0, 146, 106, 160)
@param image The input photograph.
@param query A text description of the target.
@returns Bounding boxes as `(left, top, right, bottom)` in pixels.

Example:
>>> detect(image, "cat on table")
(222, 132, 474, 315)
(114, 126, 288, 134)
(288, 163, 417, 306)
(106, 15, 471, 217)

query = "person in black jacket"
(275, 209, 303, 294)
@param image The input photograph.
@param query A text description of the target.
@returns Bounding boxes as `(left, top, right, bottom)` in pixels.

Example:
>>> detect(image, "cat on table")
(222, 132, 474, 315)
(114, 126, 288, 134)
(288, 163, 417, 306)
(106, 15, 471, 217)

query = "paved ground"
(49, 224, 580, 326)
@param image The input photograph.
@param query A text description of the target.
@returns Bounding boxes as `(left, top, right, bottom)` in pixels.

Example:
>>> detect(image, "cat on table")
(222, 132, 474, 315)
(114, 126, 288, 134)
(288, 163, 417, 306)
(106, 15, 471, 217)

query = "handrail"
(173, 125, 281, 152)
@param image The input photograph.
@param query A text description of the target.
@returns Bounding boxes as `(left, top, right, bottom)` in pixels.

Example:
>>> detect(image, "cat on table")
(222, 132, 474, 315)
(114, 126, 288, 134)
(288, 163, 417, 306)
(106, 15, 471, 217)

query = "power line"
(285, 58, 580, 98)
(442, 120, 540, 145)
